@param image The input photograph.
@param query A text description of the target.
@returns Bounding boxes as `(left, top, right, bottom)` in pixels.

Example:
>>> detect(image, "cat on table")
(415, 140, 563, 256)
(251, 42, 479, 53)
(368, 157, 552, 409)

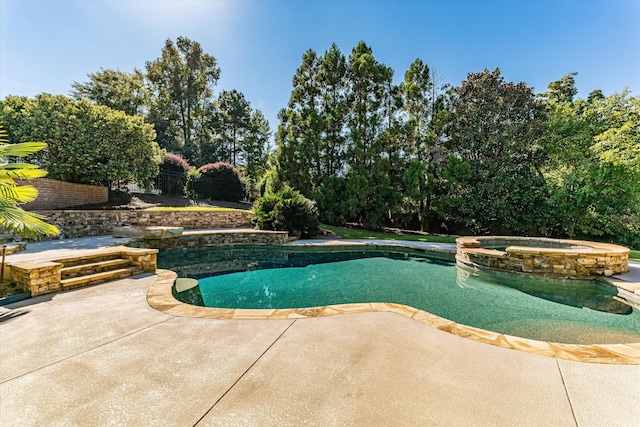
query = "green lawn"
(320, 224, 457, 243)
(630, 250, 640, 261)
(144, 206, 251, 212)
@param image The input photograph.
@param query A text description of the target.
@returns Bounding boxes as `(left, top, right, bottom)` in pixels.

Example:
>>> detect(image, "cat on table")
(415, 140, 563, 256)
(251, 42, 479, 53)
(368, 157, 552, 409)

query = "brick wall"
(16, 178, 108, 210)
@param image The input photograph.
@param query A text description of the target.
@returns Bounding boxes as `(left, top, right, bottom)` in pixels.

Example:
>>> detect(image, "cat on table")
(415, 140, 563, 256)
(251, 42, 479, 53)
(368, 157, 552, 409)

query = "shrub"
(0, 94, 162, 186)
(252, 186, 319, 238)
(158, 152, 191, 196)
(193, 162, 245, 202)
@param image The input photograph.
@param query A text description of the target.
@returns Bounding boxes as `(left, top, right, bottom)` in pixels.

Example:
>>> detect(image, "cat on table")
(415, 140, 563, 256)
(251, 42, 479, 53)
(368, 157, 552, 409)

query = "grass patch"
(321, 224, 457, 243)
(144, 206, 251, 212)
(630, 250, 640, 261)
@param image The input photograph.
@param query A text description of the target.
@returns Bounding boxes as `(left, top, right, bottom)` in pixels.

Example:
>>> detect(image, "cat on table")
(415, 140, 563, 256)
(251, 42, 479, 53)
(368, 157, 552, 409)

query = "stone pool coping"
(148, 238, 640, 365)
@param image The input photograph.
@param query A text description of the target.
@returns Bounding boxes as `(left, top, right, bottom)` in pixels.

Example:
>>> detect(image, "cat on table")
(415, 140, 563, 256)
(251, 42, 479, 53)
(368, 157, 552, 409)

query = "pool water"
(158, 246, 640, 344)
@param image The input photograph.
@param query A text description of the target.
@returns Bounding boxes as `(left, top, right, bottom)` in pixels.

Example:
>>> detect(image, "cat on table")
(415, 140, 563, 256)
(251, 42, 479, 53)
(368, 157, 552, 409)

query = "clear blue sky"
(1, 0, 639, 135)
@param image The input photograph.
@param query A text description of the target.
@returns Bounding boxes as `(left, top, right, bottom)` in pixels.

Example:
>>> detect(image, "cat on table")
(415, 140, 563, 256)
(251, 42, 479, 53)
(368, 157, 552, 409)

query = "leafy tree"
(146, 37, 221, 157)
(544, 72, 578, 104)
(70, 68, 150, 116)
(442, 68, 547, 234)
(540, 76, 640, 246)
(0, 127, 59, 239)
(0, 94, 163, 186)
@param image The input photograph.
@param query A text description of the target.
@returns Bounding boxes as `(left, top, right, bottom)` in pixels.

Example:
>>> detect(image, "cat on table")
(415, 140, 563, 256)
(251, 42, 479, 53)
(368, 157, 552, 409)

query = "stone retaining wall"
(132, 230, 289, 251)
(456, 236, 629, 279)
(33, 209, 253, 239)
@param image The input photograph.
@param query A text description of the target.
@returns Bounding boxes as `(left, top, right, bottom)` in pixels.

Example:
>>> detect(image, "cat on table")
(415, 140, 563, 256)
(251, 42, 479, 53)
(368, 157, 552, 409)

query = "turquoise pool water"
(158, 245, 640, 344)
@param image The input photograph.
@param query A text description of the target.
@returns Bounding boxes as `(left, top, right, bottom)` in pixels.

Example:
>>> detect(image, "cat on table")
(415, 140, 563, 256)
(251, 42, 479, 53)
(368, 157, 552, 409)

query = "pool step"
(61, 258, 131, 279)
(61, 267, 141, 290)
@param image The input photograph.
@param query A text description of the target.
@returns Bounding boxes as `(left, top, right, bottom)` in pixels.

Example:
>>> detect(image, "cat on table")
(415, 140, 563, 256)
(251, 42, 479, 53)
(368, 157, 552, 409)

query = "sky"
(1, 0, 639, 136)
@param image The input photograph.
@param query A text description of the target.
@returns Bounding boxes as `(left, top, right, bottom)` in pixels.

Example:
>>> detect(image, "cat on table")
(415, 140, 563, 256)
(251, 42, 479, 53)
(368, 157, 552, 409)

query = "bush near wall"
(192, 162, 246, 202)
(158, 152, 191, 196)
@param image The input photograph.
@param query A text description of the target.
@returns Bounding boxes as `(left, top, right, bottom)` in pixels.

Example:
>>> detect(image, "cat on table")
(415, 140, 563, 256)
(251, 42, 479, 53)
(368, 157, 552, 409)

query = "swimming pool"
(158, 245, 640, 345)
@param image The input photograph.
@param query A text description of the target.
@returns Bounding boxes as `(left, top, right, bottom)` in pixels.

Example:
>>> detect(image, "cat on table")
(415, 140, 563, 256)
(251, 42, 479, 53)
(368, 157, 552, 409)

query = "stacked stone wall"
(456, 236, 629, 278)
(10, 262, 63, 296)
(132, 230, 288, 251)
(8, 247, 158, 296)
(32, 210, 253, 239)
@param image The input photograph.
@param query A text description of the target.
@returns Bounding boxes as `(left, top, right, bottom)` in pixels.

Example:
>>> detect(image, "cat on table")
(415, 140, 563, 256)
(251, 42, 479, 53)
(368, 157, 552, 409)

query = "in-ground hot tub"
(456, 236, 630, 279)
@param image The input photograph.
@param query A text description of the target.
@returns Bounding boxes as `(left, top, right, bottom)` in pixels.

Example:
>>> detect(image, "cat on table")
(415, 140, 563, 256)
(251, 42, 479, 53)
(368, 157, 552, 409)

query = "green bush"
(0, 94, 162, 186)
(252, 187, 320, 238)
(159, 152, 191, 196)
(193, 162, 245, 202)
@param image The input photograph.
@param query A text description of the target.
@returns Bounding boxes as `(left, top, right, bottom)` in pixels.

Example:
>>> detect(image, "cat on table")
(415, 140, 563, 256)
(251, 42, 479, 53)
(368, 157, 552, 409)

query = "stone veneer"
(131, 229, 289, 251)
(9, 247, 157, 296)
(33, 209, 253, 239)
(456, 236, 629, 278)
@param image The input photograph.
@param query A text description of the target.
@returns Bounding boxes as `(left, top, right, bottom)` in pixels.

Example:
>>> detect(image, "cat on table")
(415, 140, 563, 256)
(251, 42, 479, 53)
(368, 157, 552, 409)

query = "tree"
(398, 58, 442, 230)
(216, 89, 252, 166)
(70, 68, 150, 116)
(540, 76, 640, 246)
(0, 127, 59, 239)
(275, 49, 324, 195)
(146, 37, 221, 157)
(544, 72, 578, 104)
(442, 68, 547, 234)
(0, 94, 163, 187)
(318, 43, 348, 177)
(341, 41, 400, 228)
(243, 110, 271, 185)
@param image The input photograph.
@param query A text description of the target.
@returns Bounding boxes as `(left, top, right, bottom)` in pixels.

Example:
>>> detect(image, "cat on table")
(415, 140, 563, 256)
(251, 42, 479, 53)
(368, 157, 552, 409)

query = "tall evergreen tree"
(215, 89, 252, 166)
(276, 49, 323, 195)
(146, 37, 221, 157)
(318, 43, 348, 177)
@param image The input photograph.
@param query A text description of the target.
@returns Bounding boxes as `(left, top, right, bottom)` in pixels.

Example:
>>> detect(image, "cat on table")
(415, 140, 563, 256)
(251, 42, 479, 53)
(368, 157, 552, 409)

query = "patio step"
(60, 253, 126, 268)
(60, 267, 141, 290)
(61, 258, 131, 279)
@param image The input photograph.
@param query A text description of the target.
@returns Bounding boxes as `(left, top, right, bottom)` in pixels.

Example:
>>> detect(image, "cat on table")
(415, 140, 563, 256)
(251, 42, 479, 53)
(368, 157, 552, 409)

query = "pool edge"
(147, 269, 640, 365)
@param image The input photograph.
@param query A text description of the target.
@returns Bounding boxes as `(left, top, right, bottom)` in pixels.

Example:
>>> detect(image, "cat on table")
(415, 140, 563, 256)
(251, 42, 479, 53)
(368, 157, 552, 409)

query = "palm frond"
(0, 184, 39, 204)
(0, 141, 48, 156)
(0, 206, 60, 239)
(0, 166, 48, 181)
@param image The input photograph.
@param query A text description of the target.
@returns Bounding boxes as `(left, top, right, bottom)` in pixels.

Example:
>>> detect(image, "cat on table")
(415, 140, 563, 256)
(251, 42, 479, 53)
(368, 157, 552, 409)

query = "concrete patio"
(1, 270, 639, 426)
(1, 236, 640, 425)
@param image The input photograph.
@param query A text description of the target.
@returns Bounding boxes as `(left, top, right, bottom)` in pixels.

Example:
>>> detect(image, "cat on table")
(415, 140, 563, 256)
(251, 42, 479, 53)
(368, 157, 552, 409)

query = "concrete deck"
(1, 236, 639, 425)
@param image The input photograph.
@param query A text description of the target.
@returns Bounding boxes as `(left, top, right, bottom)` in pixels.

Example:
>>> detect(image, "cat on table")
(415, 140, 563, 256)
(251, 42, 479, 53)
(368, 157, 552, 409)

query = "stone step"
(60, 267, 141, 290)
(60, 253, 126, 268)
(60, 258, 131, 279)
